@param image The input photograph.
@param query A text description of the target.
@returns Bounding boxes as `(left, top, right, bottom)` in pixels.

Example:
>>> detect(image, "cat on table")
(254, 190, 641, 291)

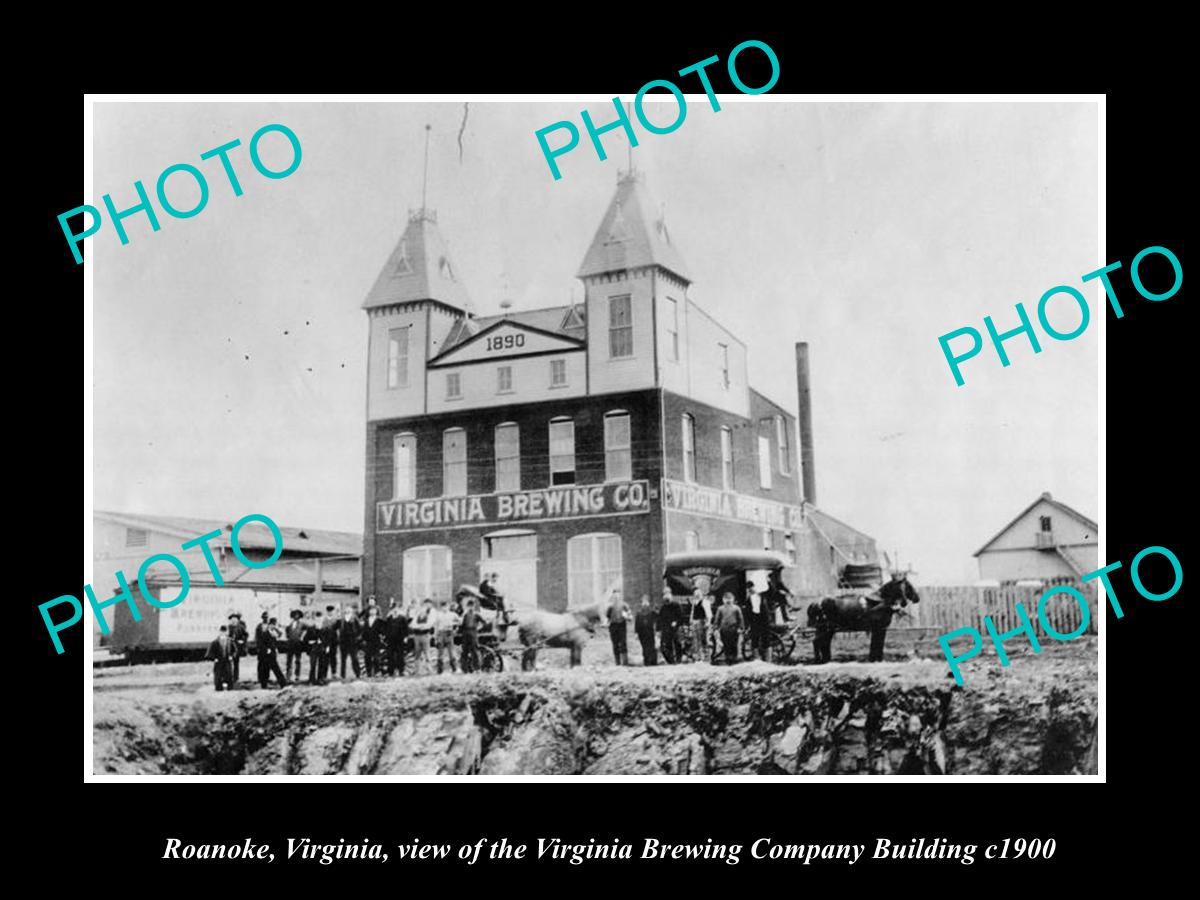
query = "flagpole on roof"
(421, 123, 432, 211)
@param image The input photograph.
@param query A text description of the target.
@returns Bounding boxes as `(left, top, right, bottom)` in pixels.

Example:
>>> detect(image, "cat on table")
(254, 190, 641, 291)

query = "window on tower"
(666, 297, 679, 362)
(388, 328, 409, 389)
(609, 295, 633, 358)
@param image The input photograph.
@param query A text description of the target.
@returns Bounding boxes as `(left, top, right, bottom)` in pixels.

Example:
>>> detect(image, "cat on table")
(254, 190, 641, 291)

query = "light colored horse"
(514, 603, 604, 670)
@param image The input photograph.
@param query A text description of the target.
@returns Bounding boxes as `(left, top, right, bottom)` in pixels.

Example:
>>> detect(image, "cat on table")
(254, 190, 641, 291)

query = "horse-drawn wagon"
(662, 550, 798, 664)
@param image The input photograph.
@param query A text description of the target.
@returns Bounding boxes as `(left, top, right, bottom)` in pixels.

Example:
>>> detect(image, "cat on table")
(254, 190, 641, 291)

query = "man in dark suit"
(284, 610, 306, 681)
(657, 588, 683, 664)
(361, 607, 386, 676)
(459, 598, 482, 673)
(206, 625, 238, 691)
(336, 608, 362, 679)
(227, 613, 248, 683)
(305, 612, 325, 685)
(384, 600, 409, 676)
(634, 595, 657, 666)
(255, 612, 289, 689)
(322, 605, 339, 677)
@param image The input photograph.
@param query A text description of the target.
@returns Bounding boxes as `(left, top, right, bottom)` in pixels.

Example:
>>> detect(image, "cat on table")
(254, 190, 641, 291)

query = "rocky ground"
(92, 634, 1097, 776)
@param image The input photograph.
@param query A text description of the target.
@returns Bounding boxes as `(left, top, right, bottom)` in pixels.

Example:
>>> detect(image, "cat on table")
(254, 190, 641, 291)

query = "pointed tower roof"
(361, 208, 473, 313)
(576, 170, 691, 283)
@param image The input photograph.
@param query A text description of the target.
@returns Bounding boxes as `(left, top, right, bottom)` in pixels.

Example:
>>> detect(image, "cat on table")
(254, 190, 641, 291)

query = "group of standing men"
(604, 574, 793, 667)
(205, 587, 498, 691)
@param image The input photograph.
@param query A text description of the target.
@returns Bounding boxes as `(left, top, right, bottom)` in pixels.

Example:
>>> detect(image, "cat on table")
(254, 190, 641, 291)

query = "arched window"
(393, 432, 416, 500)
(567, 533, 623, 607)
(604, 410, 632, 482)
(549, 416, 575, 485)
(681, 414, 696, 483)
(443, 428, 467, 497)
(494, 423, 520, 493)
(402, 545, 452, 605)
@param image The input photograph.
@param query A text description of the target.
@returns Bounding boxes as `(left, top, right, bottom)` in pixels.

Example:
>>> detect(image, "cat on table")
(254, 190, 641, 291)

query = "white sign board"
(158, 588, 309, 644)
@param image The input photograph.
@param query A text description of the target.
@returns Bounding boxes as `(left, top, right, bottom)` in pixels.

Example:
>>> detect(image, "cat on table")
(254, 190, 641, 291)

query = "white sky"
(92, 100, 1098, 583)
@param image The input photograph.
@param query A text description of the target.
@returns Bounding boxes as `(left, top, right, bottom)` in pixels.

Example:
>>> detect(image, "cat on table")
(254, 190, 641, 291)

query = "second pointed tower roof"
(362, 209, 474, 313)
(576, 171, 691, 283)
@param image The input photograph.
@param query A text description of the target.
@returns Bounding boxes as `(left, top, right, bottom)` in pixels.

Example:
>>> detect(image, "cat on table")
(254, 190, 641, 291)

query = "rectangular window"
(446, 372, 461, 399)
(758, 434, 772, 489)
(720, 426, 734, 492)
(609, 295, 633, 358)
(387, 328, 409, 389)
(550, 358, 567, 387)
(497, 366, 513, 393)
(549, 418, 575, 485)
(568, 533, 623, 606)
(443, 429, 467, 497)
(684, 531, 700, 552)
(495, 423, 520, 493)
(125, 528, 147, 548)
(402, 546, 452, 605)
(718, 342, 730, 390)
(682, 414, 696, 483)
(666, 297, 679, 362)
(776, 415, 791, 474)
(784, 533, 797, 566)
(762, 528, 773, 551)
(604, 412, 632, 482)
(1040, 515, 1052, 532)
(393, 433, 416, 500)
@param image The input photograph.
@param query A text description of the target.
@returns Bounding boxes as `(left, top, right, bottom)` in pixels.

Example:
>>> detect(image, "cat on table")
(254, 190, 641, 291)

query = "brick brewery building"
(361, 168, 877, 614)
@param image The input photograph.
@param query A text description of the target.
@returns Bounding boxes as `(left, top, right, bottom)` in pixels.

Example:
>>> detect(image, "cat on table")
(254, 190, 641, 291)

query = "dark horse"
(807, 579, 919, 663)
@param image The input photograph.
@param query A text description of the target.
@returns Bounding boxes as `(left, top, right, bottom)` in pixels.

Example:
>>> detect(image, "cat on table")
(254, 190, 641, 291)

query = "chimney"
(795, 342, 817, 505)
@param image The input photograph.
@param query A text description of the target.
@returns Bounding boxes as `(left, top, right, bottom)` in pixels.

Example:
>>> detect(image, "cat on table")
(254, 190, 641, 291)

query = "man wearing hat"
(285, 609, 306, 681)
(304, 611, 326, 685)
(206, 625, 238, 691)
(872, 570, 920, 662)
(255, 611, 289, 689)
(385, 599, 409, 676)
(227, 613, 249, 684)
(321, 605, 339, 679)
(338, 606, 363, 679)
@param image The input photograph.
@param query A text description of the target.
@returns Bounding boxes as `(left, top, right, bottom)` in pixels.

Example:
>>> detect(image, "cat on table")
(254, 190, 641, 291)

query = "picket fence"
(901, 582, 1098, 637)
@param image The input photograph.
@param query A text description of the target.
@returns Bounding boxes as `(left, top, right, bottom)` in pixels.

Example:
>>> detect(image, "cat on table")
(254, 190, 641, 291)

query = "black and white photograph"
(87, 98, 1100, 777)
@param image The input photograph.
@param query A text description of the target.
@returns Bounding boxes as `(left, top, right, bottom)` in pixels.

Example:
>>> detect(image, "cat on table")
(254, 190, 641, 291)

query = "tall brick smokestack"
(795, 342, 817, 505)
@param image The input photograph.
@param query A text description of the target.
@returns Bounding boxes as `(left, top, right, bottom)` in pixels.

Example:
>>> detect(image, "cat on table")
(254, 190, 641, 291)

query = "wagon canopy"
(662, 550, 790, 598)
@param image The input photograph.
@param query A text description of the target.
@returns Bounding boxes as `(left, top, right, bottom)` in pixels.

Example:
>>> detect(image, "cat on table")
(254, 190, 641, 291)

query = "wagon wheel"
(773, 630, 797, 663)
(479, 645, 503, 673)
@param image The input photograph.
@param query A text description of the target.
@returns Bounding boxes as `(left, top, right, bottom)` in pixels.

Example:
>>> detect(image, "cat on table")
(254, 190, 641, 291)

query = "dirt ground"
(92, 632, 1096, 776)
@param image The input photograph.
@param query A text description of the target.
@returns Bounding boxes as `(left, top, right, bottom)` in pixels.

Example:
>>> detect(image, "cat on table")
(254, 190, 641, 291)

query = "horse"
(514, 603, 604, 670)
(806, 588, 915, 663)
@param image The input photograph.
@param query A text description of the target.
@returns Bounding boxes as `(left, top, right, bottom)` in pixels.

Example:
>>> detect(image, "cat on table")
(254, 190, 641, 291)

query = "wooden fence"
(902, 582, 1098, 637)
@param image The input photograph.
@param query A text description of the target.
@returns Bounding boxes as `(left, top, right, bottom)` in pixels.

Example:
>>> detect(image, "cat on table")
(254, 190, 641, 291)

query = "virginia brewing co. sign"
(377, 481, 650, 533)
(661, 478, 805, 531)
